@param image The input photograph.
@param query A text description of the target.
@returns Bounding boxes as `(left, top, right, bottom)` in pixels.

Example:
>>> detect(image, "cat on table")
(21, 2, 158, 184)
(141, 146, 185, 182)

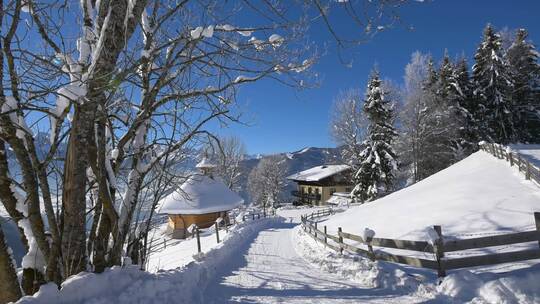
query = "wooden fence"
(480, 142, 540, 184)
(147, 209, 276, 255)
(301, 209, 540, 277)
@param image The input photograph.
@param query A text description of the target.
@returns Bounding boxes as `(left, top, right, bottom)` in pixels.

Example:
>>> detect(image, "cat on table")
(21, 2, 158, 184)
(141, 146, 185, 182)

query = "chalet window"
(330, 188, 336, 195)
(308, 187, 312, 194)
(315, 188, 319, 194)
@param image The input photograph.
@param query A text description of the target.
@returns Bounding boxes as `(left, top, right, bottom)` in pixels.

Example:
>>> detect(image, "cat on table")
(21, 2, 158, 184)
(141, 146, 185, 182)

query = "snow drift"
(325, 151, 540, 240)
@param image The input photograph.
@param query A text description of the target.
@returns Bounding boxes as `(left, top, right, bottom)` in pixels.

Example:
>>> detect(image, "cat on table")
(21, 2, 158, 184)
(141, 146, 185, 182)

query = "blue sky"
(214, 0, 540, 155)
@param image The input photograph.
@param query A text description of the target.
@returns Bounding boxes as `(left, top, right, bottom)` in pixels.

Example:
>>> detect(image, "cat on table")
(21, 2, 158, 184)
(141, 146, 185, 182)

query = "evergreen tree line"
(334, 24, 540, 202)
(400, 24, 540, 185)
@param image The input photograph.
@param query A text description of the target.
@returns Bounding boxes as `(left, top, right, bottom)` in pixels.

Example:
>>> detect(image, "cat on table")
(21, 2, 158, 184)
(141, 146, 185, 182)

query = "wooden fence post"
(215, 222, 220, 243)
(338, 227, 343, 255)
(196, 227, 201, 253)
(534, 212, 540, 248)
(324, 226, 327, 245)
(242, 215, 245, 222)
(509, 152, 514, 166)
(252, 213, 255, 220)
(164, 238, 167, 249)
(433, 225, 446, 278)
(366, 236, 375, 261)
(314, 222, 318, 239)
(526, 162, 532, 180)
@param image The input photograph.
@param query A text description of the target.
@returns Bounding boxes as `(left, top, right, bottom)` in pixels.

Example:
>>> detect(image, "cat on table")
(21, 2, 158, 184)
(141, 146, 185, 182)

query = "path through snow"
(202, 214, 424, 303)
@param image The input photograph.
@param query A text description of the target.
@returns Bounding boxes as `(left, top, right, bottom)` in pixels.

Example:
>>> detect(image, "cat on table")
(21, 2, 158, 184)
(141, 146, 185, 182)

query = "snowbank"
(324, 151, 540, 240)
(18, 217, 281, 304)
(292, 225, 426, 291)
(295, 224, 540, 303)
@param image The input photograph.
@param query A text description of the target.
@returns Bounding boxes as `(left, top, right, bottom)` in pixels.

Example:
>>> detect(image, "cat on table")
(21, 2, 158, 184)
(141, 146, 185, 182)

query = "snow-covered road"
(202, 217, 422, 303)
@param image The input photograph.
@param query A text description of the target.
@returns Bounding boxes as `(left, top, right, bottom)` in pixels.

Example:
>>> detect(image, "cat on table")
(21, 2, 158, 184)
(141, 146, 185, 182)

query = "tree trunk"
(0, 223, 22, 304)
(93, 206, 112, 273)
(61, 105, 95, 277)
(21, 268, 45, 296)
(62, 0, 147, 277)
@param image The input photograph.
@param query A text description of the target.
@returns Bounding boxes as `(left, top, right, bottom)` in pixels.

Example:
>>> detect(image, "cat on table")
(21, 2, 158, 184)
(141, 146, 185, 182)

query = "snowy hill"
(325, 150, 540, 241)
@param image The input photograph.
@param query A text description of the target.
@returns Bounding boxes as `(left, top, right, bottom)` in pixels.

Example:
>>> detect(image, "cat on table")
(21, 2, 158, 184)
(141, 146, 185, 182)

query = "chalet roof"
(158, 175, 243, 215)
(287, 164, 351, 182)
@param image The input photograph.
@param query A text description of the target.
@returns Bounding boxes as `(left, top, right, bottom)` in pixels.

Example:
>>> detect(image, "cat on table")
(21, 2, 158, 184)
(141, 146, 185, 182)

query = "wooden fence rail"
(479, 142, 540, 184)
(301, 209, 540, 277)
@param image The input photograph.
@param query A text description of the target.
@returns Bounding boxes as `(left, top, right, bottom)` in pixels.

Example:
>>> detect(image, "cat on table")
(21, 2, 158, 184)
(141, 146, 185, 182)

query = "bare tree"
(247, 156, 288, 212)
(330, 89, 367, 169)
(0, 0, 416, 300)
(208, 136, 247, 192)
(398, 51, 430, 183)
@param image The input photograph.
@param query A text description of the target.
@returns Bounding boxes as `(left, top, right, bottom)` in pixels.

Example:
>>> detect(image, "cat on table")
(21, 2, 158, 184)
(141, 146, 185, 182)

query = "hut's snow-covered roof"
(287, 165, 350, 182)
(158, 175, 243, 215)
(195, 157, 217, 168)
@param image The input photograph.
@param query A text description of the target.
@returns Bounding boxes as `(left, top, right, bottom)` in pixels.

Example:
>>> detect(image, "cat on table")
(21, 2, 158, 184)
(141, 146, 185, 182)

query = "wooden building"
(158, 158, 243, 239)
(287, 165, 353, 206)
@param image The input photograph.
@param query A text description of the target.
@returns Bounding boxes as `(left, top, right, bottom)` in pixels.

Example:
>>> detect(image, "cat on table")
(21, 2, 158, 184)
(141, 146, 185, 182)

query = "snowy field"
(324, 151, 540, 241)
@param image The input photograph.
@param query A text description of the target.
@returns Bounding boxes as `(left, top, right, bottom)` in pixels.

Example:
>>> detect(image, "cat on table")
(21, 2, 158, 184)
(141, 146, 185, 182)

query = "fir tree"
(448, 58, 476, 155)
(472, 24, 515, 144)
(506, 29, 540, 142)
(416, 56, 455, 179)
(352, 70, 398, 202)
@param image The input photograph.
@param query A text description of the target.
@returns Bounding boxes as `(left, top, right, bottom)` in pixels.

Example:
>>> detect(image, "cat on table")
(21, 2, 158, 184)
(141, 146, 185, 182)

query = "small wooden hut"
(158, 158, 244, 239)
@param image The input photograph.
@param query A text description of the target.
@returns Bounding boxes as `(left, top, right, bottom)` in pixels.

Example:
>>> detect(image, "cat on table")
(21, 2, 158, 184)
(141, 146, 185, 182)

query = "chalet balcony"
(291, 190, 321, 200)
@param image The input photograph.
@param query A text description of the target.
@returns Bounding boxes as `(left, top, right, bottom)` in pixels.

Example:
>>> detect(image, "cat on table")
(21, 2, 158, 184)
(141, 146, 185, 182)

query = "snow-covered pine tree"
(415, 57, 454, 179)
(505, 28, 540, 143)
(432, 53, 462, 165)
(450, 58, 477, 153)
(472, 24, 515, 144)
(352, 70, 398, 202)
